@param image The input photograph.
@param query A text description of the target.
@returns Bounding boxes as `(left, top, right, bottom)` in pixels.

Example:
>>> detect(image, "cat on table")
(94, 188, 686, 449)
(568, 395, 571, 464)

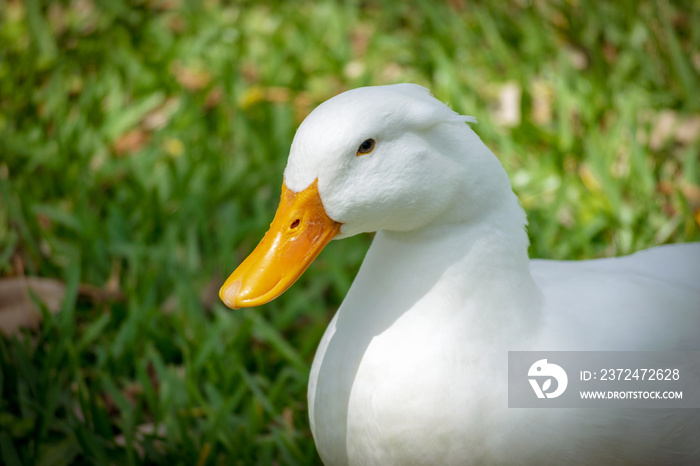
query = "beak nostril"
(290, 219, 301, 229)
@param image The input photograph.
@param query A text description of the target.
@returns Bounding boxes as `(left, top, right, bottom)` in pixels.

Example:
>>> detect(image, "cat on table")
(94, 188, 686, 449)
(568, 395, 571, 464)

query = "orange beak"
(219, 180, 341, 309)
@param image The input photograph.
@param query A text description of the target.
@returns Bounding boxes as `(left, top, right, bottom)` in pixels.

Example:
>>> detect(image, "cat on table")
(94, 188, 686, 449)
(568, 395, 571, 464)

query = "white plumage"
(227, 84, 700, 465)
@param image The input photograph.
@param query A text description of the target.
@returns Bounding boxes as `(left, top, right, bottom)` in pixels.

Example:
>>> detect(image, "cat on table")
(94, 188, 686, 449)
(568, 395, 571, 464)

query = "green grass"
(1, 0, 699, 464)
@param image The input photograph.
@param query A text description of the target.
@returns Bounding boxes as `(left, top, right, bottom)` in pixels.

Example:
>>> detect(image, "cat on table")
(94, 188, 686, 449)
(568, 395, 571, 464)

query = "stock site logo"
(528, 359, 568, 399)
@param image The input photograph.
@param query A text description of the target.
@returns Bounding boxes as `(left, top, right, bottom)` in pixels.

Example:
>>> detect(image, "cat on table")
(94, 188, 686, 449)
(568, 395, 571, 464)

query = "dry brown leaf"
(656, 180, 675, 196)
(265, 86, 291, 103)
(603, 42, 617, 64)
(643, 111, 700, 149)
(204, 86, 223, 109)
(565, 46, 588, 70)
(448, 0, 466, 12)
(142, 97, 180, 130)
(241, 62, 259, 83)
(380, 63, 404, 82)
(122, 381, 144, 404)
(113, 422, 167, 457)
(649, 110, 677, 150)
(350, 23, 373, 57)
(48, 3, 67, 36)
(344, 61, 365, 80)
(152, 0, 182, 10)
(0, 277, 65, 335)
(173, 62, 211, 91)
(166, 14, 186, 33)
(282, 407, 294, 432)
(662, 201, 676, 218)
(493, 82, 521, 128)
(549, 10, 568, 29)
(681, 183, 700, 208)
(675, 116, 700, 145)
(104, 260, 121, 296)
(70, 0, 99, 35)
(160, 294, 178, 315)
(113, 128, 149, 155)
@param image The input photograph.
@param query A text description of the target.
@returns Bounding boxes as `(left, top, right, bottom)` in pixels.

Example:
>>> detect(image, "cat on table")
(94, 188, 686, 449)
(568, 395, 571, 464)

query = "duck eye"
(356, 138, 375, 156)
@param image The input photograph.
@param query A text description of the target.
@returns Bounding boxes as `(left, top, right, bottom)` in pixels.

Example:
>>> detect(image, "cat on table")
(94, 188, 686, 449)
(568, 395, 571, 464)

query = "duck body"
(220, 84, 700, 465)
(309, 235, 700, 465)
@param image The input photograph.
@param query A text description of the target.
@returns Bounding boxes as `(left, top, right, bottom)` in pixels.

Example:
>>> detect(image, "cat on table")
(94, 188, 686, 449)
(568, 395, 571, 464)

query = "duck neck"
(339, 178, 541, 343)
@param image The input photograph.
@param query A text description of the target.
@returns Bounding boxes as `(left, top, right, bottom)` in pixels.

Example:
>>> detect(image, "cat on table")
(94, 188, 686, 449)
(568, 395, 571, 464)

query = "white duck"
(220, 84, 700, 465)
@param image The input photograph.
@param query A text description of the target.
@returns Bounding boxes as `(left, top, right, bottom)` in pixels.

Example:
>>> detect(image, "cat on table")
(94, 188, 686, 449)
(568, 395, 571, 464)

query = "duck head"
(220, 84, 484, 309)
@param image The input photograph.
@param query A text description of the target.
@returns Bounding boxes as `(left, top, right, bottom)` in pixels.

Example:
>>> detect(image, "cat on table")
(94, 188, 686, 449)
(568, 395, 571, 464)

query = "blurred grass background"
(1, 0, 699, 464)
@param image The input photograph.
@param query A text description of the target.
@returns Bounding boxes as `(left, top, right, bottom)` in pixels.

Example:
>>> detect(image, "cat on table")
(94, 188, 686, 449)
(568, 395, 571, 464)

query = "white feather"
(278, 84, 700, 465)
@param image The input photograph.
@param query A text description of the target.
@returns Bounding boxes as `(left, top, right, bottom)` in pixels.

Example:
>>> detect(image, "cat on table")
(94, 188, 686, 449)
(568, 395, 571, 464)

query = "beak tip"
(219, 280, 242, 310)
